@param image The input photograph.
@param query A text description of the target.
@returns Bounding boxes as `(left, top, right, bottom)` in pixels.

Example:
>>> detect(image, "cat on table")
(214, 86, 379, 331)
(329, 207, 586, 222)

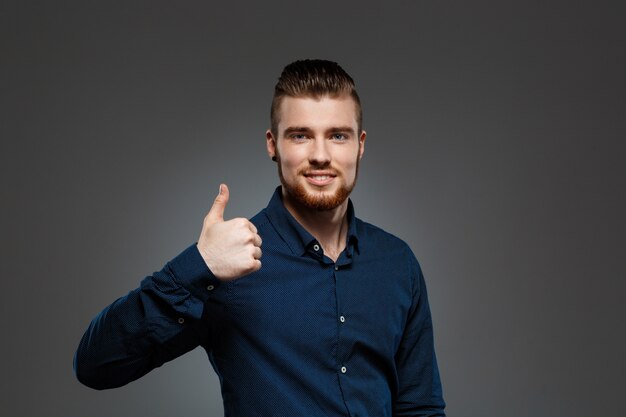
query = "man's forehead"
(277, 95, 359, 131)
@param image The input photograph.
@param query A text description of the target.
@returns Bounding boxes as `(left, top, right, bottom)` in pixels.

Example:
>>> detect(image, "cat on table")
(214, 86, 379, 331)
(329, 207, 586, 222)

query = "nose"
(309, 137, 331, 166)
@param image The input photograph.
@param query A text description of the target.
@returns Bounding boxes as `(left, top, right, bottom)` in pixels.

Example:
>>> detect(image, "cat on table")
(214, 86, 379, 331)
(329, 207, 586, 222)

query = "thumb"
(206, 183, 229, 224)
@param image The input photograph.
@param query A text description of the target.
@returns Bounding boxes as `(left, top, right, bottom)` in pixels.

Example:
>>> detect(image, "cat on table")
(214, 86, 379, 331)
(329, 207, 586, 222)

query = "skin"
(197, 184, 262, 281)
(266, 95, 366, 261)
(197, 94, 365, 279)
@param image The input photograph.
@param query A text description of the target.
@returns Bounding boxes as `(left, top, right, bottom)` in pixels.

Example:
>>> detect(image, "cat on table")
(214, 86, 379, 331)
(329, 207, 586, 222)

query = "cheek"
(278, 147, 306, 169)
(339, 152, 359, 172)
(277, 155, 302, 179)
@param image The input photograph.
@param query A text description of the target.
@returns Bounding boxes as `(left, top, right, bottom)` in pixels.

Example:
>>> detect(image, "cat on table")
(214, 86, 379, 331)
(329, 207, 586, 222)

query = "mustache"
(297, 160, 336, 173)
(298, 167, 339, 176)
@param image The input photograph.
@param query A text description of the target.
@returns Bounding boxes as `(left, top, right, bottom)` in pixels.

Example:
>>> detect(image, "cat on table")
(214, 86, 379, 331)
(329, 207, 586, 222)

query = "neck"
(281, 188, 349, 261)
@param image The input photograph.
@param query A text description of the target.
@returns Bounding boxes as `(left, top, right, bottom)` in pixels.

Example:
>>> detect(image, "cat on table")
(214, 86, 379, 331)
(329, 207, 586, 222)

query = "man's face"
(266, 95, 366, 211)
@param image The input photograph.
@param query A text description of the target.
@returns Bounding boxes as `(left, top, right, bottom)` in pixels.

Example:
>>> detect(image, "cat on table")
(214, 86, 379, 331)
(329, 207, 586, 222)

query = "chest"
(220, 248, 414, 359)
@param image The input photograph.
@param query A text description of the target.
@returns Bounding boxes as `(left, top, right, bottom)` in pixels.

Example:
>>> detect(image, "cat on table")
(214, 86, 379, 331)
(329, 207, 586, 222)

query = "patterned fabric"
(75, 186, 445, 416)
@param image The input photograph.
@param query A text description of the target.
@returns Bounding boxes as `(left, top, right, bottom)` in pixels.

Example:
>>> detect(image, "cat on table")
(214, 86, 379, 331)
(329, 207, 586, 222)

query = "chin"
(286, 181, 353, 211)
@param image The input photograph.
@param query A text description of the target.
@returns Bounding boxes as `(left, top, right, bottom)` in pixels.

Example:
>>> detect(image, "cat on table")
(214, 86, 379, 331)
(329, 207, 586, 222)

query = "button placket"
(334, 264, 349, 381)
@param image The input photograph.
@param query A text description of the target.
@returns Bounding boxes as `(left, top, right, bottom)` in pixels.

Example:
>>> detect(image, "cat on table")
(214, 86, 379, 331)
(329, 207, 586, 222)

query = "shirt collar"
(265, 186, 359, 257)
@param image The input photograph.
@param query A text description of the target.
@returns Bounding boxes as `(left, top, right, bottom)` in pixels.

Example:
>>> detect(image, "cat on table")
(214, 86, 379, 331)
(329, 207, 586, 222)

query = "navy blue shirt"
(75, 187, 445, 416)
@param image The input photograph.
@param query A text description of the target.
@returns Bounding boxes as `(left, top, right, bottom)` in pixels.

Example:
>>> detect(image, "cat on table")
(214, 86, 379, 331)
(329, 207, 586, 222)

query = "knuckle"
(245, 260, 258, 271)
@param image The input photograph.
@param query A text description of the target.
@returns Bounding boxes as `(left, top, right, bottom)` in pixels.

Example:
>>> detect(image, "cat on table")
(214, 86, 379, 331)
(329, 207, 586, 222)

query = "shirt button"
(207, 284, 215, 291)
(313, 244, 320, 251)
(339, 315, 346, 323)
(177, 317, 185, 324)
(340, 366, 347, 374)
(334, 265, 339, 271)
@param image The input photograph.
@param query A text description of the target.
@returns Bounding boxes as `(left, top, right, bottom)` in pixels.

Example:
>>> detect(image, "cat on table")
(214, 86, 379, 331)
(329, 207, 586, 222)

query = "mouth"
(303, 171, 336, 186)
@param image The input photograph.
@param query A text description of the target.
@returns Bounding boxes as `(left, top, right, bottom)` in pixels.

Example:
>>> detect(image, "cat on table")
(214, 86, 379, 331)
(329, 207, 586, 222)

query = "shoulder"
(355, 217, 414, 255)
(355, 217, 423, 273)
(250, 208, 270, 229)
(355, 217, 425, 294)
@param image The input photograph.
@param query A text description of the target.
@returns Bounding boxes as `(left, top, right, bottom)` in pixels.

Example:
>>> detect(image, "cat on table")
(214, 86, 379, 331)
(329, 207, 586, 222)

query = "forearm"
(393, 251, 446, 416)
(74, 244, 219, 389)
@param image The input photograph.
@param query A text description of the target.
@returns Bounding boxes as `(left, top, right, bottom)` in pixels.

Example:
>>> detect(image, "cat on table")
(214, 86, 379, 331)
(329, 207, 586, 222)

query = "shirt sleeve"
(393, 251, 446, 416)
(73, 244, 223, 390)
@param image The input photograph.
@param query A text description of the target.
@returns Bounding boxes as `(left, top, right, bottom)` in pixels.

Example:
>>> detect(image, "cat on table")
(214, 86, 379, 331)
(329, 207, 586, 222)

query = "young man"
(74, 59, 446, 416)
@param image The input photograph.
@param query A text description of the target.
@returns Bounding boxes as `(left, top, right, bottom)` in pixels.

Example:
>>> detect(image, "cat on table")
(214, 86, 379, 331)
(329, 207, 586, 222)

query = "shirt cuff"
(167, 243, 223, 302)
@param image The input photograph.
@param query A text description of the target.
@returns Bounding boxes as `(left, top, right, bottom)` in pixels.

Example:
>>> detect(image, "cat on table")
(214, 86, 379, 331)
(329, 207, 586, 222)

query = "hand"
(197, 184, 262, 281)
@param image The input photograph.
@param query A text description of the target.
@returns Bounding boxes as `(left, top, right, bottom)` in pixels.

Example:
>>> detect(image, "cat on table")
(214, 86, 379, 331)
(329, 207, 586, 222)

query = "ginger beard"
(275, 144, 361, 211)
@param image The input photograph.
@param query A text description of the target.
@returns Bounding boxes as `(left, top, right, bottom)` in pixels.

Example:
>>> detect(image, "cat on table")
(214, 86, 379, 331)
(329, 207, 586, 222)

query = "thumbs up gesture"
(197, 184, 262, 281)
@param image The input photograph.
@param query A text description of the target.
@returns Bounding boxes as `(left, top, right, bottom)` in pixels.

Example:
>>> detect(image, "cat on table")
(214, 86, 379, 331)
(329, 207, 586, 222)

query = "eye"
(331, 133, 348, 141)
(289, 134, 308, 142)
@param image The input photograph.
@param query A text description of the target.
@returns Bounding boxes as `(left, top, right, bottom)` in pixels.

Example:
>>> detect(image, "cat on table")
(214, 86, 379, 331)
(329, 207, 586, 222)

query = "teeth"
(311, 176, 329, 180)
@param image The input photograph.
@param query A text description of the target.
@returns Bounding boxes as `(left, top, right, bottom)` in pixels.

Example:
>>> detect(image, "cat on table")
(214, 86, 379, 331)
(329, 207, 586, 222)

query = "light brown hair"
(270, 59, 362, 136)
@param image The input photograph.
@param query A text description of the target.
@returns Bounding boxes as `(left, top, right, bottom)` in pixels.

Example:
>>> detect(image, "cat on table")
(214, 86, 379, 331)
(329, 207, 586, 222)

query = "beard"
(276, 150, 360, 211)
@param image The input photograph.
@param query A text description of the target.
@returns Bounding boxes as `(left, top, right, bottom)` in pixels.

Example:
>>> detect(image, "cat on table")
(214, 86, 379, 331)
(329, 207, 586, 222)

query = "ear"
(266, 129, 277, 160)
(358, 130, 366, 160)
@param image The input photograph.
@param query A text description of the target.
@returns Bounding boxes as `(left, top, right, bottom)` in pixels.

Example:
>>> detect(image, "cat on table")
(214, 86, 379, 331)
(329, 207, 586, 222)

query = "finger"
(252, 246, 262, 260)
(206, 183, 229, 224)
(248, 222, 258, 234)
(252, 233, 262, 247)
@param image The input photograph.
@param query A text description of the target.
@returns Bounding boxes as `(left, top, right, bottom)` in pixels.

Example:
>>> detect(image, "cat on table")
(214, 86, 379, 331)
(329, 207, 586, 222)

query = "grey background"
(2, 1, 625, 416)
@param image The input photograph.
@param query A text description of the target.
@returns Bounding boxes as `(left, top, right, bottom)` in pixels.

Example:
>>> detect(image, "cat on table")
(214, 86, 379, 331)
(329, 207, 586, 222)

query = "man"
(74, 59, 446, 416)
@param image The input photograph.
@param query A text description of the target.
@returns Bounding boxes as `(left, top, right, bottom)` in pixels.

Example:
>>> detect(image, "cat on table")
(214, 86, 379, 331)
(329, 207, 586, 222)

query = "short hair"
(270, 59, 362, 136)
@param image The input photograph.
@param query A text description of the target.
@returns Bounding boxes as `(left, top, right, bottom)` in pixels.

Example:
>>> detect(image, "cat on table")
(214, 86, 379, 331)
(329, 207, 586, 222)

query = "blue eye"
(332, 134, 347, 141)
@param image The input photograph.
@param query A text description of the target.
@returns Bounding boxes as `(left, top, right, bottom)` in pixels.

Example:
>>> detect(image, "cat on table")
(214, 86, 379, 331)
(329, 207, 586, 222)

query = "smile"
(304, 172, 336, 186)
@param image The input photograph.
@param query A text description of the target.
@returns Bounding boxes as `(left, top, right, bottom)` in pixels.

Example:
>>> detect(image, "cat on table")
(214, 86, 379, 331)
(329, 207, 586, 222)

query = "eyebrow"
(283, 127, 313, 136)
(282, 126, 356, 136)
(327, 126, 356, 135)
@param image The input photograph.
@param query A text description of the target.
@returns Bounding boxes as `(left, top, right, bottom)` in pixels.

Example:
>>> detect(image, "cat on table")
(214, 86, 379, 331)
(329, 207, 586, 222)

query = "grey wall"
(2, 1, 625, 416)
